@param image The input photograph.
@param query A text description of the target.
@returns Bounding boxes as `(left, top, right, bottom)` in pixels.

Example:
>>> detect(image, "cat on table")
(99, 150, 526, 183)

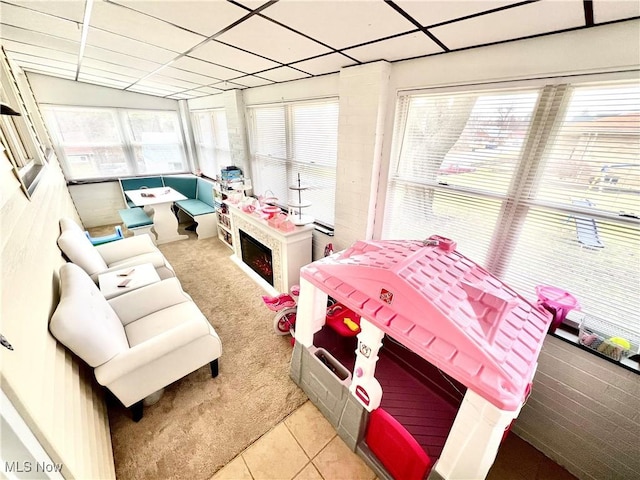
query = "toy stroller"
(262, 285, 300, 336)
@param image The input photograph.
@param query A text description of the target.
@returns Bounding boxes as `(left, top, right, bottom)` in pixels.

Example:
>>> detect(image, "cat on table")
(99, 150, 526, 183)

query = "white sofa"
(50, 263, 222, 420)
(57, 217, 175, 283)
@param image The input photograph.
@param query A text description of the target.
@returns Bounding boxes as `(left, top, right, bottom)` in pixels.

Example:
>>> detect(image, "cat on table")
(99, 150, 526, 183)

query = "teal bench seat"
(118, 208, 155, 242)
(174, 199, 216, 216)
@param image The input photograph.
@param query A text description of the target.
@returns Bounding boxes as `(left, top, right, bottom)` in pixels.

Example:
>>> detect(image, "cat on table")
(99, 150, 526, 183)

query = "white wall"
(2, 55, 115, 479)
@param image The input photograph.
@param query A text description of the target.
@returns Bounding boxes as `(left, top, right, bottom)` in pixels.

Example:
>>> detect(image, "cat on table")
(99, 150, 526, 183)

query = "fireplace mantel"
(229, 205, 313, 294)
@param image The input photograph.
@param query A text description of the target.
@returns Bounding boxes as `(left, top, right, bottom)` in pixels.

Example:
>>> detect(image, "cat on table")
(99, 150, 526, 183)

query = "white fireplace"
(229, 205, 313, 294)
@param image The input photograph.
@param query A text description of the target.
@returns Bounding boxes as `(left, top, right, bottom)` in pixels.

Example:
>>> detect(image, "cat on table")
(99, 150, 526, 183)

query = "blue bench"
(118, 175, 217, 240)
(118, 207, 155, 242)
(173, 177, 217, 239)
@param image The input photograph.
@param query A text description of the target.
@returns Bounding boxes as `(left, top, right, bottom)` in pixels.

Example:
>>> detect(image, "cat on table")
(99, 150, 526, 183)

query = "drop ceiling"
(0, 0, 638, 100)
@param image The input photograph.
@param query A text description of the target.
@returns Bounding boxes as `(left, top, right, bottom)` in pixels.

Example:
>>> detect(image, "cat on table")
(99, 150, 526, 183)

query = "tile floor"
(211, 400, 577, 480)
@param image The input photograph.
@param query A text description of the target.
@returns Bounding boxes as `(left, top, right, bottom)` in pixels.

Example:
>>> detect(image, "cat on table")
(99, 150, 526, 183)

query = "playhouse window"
(247, 99, 339, 227)
(384, 78, 640, 342)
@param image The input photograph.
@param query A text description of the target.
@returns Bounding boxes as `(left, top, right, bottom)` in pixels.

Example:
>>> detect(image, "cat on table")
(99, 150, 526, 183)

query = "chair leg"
(130, 401, 143, 422)
(210, 359, 219, 378)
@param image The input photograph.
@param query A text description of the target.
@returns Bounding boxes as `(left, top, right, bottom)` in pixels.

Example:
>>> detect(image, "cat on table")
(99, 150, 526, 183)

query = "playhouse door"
(365, 408, 431, 480)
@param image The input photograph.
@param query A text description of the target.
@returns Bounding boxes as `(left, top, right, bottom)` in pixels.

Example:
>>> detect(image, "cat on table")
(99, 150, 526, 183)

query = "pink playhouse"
(289, 237, 553, 480)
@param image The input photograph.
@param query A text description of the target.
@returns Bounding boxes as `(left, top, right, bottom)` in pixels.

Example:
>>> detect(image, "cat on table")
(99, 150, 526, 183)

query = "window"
(43, 106, 188, 180)
(191, 109, 230, 178)
(384, 79, 640, 340)
(1, 46, 47, 197)
(248, 100, 339, 227)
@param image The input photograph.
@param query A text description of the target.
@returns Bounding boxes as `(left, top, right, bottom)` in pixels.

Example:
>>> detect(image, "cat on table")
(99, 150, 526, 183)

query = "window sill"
(551, 324, 640, 375)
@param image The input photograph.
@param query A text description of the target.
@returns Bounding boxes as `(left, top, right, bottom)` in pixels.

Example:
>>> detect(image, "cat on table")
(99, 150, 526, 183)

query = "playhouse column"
(429, 390, 519, 480)
(349, 318, 384, 411)
(294, 278, 330, 347)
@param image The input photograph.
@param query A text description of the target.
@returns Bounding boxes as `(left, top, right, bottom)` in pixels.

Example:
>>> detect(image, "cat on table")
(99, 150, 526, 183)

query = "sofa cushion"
(50, 263, 129, 367)
(124, 301, 208, 347)
(196, 178, 215, 207)
(58, 218, 108, 277)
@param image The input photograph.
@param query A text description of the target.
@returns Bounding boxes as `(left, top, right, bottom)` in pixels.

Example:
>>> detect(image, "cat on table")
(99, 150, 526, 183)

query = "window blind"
(43, 106, 187, 180)
(384, 79, 640, 340)
(192, 109, 230, 178)
(249, 100, 338, 226)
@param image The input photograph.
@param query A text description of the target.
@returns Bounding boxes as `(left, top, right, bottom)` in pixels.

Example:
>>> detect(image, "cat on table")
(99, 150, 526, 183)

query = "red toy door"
(365, 408, 432, 480)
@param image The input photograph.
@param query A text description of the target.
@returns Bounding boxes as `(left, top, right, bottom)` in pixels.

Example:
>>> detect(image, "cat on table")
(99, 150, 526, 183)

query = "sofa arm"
(94, 319, 211, 386)
(96, 234, 158, 264)
(108, 278, 191, 326)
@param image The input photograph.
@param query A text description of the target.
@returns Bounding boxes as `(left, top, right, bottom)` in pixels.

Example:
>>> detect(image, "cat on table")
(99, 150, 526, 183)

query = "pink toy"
(301, 238, 552, 411)
(291, 237, 555, 480)
(535, 285, 580, 333)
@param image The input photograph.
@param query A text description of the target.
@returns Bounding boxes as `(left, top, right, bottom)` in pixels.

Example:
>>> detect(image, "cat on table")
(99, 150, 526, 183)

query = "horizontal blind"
(124, 110, 186, 175)
(44, 106, 128, 180)
(384, 79, 640, 340)
(192, 109, 230, 178)
(393, 89, 540, 195)
(249, 100, 338, 226)
(291, 101, 338, 225)
(510, 81, 640, 337)
(250, 105, 288, 206)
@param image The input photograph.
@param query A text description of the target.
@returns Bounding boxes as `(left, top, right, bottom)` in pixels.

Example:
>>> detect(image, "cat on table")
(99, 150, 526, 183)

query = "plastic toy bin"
(578, 315, 636, 362)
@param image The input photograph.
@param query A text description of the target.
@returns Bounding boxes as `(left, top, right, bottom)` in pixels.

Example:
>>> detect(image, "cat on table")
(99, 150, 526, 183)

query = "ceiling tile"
(89, 0, 205, 53)
(344, 31, 443, 63)
(193, 87, 225, 95)
(167, 92, 201, 100)
(209, 80, 249, 90)
(109, 0, 250, 37)
(1, 2, 81, 41)
(127, 84, 177, 96)
(78, 73, 131, 89)
(160, 66, 221, 85)
(19, 62, 76, 79)
(0, 24, 80, 54)
(430, 0, 586, 50)
(135, 79, 183, 92)
(86, 28, 178, 64)
(394, 1, 522, 27)
(228, 75, 274, 88)
(289, 52, 357, 76)
(8, 52, 77, 73)
(4, 0, 86, 22)
(83, 45, 163, 73)
(261, 0, 417, 50)
(79, 66, 138, 84)
(257, 66, 311, 83)
(216, 15, 331, 64)
(3, 41, 78, 64)
(80, 58, 148, 80)
(188, 40, 279, 74)
(172, 56, 245, 81)
(143, 74, 201, 90)
(593, 0, 640, 23)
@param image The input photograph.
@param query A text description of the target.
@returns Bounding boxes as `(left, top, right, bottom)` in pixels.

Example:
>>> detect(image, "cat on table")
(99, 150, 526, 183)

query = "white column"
(434, 389, 520, 480)
(294, 278, 329, 347)
(349, 318, 384, 411)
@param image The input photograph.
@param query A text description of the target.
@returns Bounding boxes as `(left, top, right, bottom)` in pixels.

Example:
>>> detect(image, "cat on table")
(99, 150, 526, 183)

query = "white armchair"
(57, 217, 175, 282)
(49, 263, 222, 421)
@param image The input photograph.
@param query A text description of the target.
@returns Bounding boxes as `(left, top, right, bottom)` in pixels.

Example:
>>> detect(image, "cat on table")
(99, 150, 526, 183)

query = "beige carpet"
(99, 226, 308, 480)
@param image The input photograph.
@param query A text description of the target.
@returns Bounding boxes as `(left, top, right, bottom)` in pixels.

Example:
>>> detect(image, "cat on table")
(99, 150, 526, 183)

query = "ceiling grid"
(0, 0, 637, 99)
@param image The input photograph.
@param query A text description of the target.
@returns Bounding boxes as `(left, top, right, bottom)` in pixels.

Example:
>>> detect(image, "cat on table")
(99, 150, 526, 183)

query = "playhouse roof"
(300, 238, 552, 411)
